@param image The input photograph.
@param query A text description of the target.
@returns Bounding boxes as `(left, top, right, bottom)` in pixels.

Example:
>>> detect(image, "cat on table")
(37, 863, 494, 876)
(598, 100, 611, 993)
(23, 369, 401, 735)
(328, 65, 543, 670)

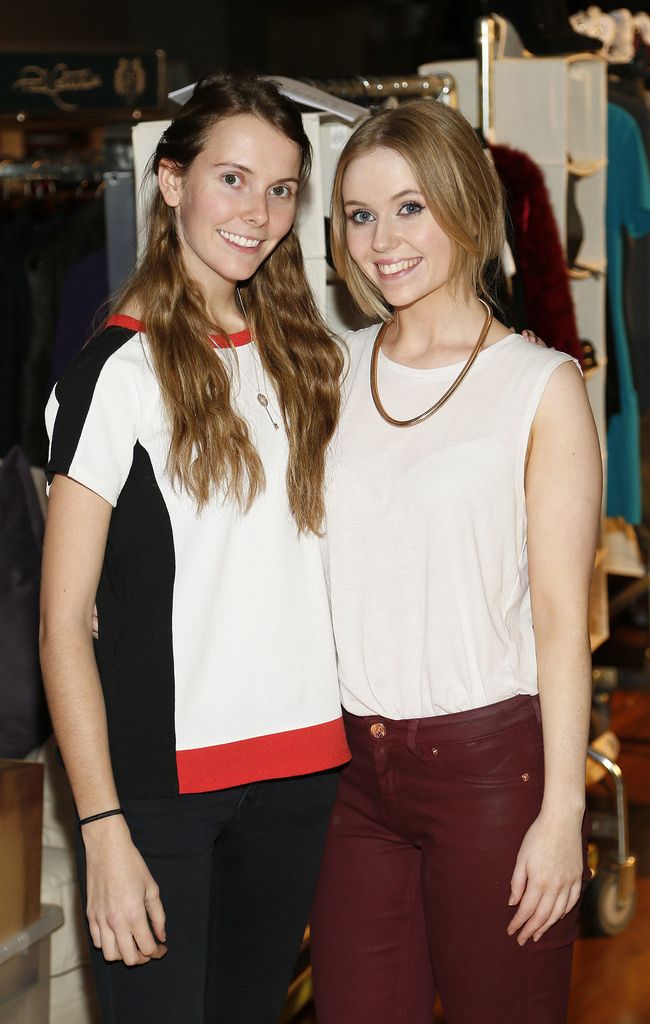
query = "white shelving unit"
(0, 905, 64, 1024)
(420, 53, 609, 647)
(492, 53, 609, 649)
(294, 114, 359, 332)
(491, 54, 607, 369)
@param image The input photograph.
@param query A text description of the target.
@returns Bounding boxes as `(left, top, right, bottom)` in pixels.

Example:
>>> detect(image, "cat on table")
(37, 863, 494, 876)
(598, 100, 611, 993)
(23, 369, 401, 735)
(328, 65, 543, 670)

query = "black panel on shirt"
(47, 325, 135, 483)
(47, 326, 178, 798)
(95, 441, 178, 798)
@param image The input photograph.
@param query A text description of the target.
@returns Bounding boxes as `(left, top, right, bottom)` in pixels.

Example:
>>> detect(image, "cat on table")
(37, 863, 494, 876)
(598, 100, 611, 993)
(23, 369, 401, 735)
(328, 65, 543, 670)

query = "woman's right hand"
(82, 815, 167, 965)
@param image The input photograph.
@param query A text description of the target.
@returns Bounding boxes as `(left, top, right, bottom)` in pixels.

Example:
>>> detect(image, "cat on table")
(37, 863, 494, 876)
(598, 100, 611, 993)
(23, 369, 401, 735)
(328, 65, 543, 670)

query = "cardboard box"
(0, 760, 43, 942)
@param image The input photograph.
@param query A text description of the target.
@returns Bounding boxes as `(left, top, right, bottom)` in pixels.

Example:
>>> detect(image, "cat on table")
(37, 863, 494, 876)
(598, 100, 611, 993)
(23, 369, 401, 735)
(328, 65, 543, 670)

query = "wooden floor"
(569, 878, 650, 1023)
(296, 688, 650, 1023)
(568, 689, 650, 1024)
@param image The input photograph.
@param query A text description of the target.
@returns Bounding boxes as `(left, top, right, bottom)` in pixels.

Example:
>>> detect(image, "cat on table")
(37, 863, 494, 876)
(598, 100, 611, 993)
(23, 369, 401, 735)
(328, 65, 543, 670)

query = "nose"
(370, 217, 398, 253)
(244, 190, 269, 227)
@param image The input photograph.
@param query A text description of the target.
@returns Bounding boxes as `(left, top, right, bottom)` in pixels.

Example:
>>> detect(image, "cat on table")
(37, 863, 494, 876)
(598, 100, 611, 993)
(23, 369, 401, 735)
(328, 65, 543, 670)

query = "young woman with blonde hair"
(310, 99, 601, 1023)
(39, 73, 349, 1022)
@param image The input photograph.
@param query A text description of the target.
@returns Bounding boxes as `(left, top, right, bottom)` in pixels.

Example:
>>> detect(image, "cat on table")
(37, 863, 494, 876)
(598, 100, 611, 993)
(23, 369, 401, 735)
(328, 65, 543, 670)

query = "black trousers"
(77, 770, 339, 1023)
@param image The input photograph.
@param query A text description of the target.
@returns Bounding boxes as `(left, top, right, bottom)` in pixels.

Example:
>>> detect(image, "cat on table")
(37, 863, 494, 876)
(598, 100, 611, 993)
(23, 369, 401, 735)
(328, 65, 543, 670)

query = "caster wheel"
(581, 870, 637, 936)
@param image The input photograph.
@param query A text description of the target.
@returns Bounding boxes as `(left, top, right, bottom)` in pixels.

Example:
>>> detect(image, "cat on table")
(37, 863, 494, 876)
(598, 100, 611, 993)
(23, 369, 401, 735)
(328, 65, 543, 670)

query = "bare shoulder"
(485, 315, 515, 346)
(528, 360, 601, 494)
(532, 360, 591, 435)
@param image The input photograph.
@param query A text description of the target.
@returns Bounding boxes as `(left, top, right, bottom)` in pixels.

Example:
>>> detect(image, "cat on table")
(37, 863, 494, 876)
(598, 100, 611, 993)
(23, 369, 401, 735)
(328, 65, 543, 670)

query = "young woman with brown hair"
(310, 99, 602, 1023)
(39, 73, 349, 1022)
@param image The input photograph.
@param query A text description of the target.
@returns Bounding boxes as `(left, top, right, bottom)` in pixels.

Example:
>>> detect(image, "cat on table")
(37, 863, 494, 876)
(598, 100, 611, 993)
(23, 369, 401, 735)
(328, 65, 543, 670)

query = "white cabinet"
(0, 905, 63, 1024)
(494, 54, 609, 646)
(294, 115, 360, 335)
(492, 55, 607, 348)
(419, 56, 607, 355)
(419, 53, 609, 645)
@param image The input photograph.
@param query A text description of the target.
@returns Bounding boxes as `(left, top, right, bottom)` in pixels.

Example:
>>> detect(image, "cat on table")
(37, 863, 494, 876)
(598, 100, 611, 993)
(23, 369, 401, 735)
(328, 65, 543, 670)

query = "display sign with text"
(1, 52, 164, 115)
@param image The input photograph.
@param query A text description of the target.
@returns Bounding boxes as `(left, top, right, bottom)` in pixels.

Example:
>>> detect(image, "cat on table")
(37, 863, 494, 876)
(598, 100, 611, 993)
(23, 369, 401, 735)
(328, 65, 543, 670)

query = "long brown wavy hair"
(114, 73, 343, 533)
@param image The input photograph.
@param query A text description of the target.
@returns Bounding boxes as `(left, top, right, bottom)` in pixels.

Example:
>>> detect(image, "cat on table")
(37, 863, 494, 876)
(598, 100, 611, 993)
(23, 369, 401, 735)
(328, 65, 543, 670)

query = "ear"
(158, 159, 183, 209)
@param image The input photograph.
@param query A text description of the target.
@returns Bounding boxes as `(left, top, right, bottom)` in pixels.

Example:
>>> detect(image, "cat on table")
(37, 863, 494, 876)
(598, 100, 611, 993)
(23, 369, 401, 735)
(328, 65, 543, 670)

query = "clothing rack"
(477, 16, 497, 142)
(0, 158, 135, 291)
(300, 73, 457, 107)
(103, 170, 136, 293)
(0, 157, 104, 186)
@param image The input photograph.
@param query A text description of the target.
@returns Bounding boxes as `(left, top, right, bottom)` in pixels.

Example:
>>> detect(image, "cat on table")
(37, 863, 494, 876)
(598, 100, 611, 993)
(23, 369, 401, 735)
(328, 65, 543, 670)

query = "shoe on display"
(634, 11, 650, 46)
(609, 8, 636, 63)
(570, 7, 618, 53)
(490, 0, 603, 55)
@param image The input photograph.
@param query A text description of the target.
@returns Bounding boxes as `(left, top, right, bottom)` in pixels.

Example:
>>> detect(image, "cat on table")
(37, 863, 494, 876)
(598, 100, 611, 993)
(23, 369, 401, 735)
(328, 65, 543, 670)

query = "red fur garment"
(490, 144, 583, 364)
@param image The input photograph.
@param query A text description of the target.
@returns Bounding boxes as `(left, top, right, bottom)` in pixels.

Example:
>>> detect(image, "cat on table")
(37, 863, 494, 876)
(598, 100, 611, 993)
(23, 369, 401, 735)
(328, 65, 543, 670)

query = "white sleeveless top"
(322, 325, 576, 719)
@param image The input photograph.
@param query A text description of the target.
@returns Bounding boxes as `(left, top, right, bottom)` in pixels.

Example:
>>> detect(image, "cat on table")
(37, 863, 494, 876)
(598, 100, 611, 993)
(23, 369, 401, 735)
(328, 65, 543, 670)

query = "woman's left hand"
(507, 811, 583, 945)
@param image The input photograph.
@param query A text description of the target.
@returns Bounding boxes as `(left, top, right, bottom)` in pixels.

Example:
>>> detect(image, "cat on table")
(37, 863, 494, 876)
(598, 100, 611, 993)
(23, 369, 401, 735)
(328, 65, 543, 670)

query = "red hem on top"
(176, 718, 351, 794)
(106, 314, 251, 349)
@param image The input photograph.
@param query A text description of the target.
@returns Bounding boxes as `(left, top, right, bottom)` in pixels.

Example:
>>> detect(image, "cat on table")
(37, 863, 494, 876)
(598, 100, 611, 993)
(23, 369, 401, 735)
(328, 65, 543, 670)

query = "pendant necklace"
(246, 344, 280, 430)
(235, 288, 280, 430)
(370, 298, 493, 428)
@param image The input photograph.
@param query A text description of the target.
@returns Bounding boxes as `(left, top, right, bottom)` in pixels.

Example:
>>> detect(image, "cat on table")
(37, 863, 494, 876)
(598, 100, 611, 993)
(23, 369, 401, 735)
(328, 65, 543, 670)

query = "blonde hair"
(113, 73, 343, 534)
(330, 100, 506, 320)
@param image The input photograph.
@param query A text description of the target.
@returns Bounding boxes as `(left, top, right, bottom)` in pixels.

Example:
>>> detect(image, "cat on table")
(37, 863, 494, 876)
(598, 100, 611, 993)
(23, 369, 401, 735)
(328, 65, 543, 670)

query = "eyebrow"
(213, 162, 300, 184)
(343, 188, 423, 206)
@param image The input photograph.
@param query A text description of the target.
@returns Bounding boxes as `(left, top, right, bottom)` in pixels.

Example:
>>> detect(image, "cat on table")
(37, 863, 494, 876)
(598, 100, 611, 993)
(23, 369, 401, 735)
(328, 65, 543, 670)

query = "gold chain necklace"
(370, 298, 493, 428)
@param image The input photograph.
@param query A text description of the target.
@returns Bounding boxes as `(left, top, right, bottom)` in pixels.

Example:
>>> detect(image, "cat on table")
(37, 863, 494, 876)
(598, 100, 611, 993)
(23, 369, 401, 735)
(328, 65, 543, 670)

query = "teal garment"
(606, 103, 650, 525)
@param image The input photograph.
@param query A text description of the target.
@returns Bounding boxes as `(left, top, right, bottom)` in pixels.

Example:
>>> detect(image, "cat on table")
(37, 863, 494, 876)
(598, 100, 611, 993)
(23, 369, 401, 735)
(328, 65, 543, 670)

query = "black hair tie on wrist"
(78, 808, 124, 827)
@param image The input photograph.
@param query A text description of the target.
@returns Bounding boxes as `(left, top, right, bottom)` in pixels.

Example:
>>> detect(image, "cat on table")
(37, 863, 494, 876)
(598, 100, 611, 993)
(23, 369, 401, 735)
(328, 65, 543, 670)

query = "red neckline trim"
(209, 328, 252, 349)
(107, 314, 142, 331)
(106, 315, 252, 349)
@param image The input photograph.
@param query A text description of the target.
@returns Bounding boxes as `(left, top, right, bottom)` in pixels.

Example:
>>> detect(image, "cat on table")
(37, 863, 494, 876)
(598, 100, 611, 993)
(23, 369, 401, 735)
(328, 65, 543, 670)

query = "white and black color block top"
(46, 315, 349, 799)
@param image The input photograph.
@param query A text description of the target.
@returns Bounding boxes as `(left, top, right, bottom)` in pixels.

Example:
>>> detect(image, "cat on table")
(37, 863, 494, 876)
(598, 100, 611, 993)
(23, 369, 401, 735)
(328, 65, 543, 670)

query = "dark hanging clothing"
(0, 446, 50, 758)
(490, 143, 583, 365)
(0, 209, 59, 458)
(20, 197, 105, 466)
(49, 246, 109, 389)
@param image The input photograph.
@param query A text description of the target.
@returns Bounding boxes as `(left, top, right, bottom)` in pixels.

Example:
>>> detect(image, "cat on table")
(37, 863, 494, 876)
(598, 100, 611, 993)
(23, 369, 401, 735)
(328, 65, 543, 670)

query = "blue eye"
(399, 201, 424, 216)
(223, 172, 241, 186)
(349, 209, 374, 224)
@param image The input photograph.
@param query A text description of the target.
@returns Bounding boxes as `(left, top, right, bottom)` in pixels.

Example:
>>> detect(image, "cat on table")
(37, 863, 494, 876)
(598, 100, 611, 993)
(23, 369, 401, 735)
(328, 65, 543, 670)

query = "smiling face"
(158, 113, 302, 297)
(342, 146, 453, 312)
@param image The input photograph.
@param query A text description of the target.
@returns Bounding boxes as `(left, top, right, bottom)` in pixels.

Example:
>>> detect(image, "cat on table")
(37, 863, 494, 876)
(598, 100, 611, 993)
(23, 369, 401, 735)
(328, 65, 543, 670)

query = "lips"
(375, 256, 422, 278)
(218, 229, 263, 252)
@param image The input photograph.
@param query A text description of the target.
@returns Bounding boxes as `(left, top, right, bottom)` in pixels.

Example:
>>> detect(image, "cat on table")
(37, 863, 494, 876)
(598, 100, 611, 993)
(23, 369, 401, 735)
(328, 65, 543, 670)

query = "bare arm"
(40, 475, 166, 965)
(507, 361, 602, 945)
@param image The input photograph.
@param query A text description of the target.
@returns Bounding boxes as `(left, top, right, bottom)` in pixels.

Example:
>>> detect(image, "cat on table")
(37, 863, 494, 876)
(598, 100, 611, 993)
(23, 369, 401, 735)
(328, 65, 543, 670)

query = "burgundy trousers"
(310, 695, 589, 1024)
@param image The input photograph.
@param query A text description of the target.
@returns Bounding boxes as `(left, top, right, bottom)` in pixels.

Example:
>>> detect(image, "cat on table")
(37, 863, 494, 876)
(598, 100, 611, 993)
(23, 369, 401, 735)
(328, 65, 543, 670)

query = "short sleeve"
(45, 329, 143, 507)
